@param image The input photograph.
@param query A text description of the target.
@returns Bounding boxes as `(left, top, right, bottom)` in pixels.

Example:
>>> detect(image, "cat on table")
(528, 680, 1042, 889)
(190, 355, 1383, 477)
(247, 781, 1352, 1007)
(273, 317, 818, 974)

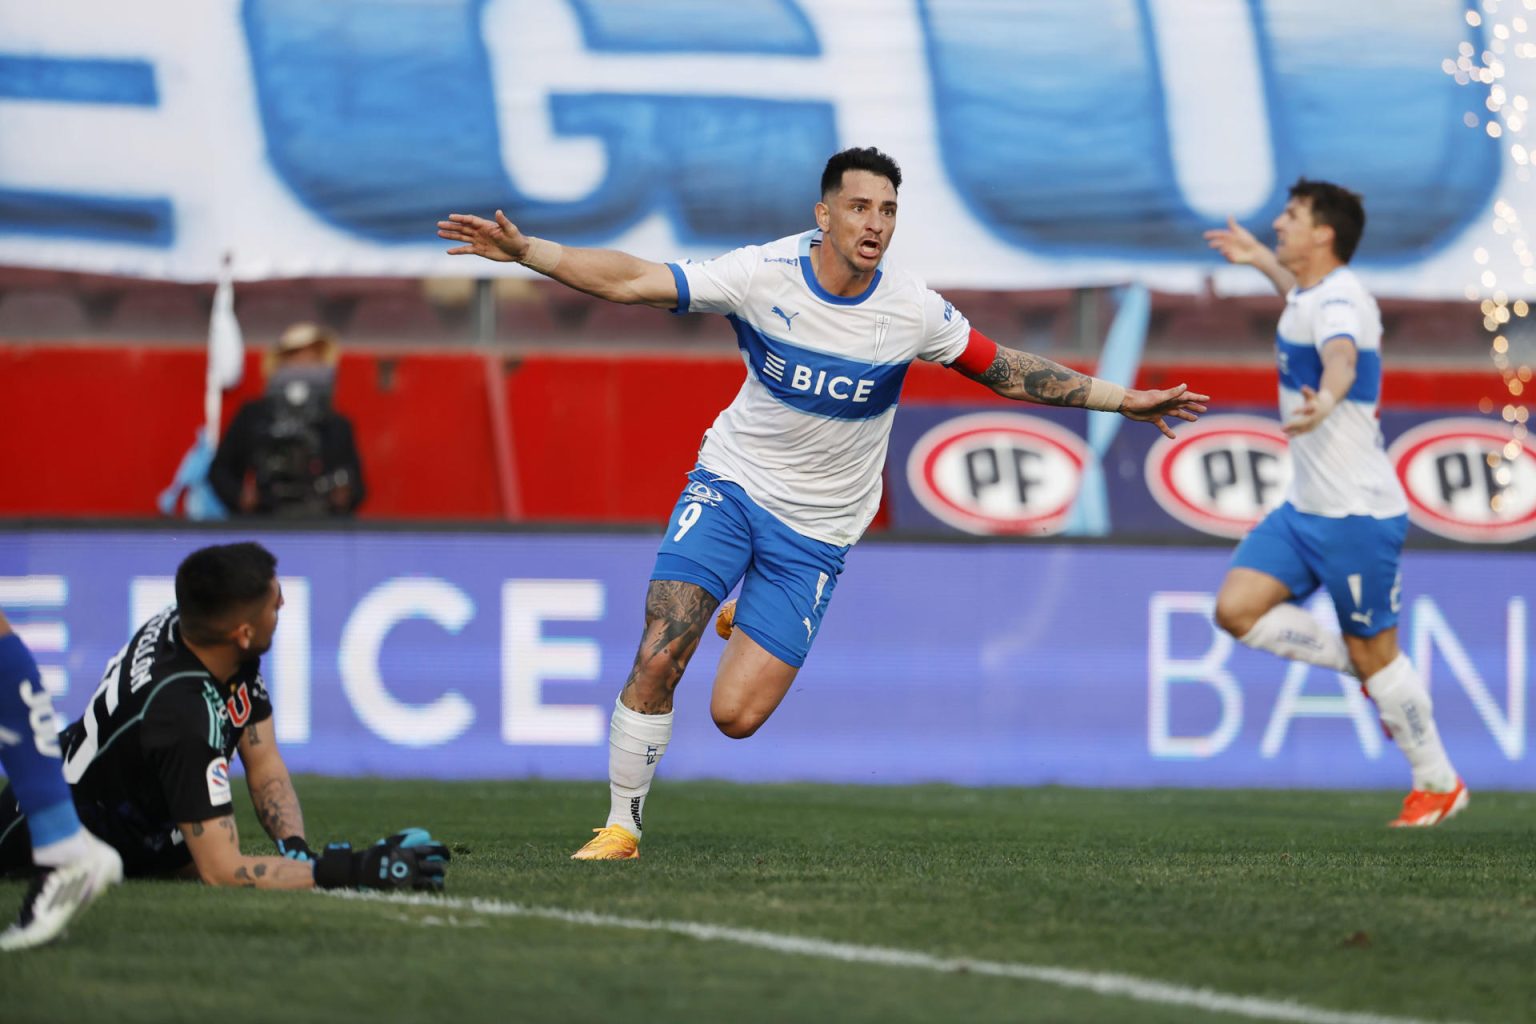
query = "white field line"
(321, 890, 1471, 1024)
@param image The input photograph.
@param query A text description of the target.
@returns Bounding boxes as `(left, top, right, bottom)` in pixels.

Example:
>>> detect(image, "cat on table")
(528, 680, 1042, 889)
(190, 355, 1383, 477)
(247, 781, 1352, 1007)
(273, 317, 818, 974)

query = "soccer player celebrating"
(0, 611, 121, 950)
(1205, 180, 1466, 827)
(0, 543, 448, 893)
(441, 147, 1209, 859)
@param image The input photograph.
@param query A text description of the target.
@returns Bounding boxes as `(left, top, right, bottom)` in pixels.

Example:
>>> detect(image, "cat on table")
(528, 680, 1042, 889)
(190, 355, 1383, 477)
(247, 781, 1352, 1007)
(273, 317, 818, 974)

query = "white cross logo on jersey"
(873, 315, 891, 351)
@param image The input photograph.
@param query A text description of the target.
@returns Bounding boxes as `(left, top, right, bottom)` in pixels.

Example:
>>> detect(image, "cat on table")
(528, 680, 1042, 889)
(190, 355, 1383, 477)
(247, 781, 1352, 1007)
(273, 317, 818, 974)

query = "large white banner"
(0, 0, 1531, 298)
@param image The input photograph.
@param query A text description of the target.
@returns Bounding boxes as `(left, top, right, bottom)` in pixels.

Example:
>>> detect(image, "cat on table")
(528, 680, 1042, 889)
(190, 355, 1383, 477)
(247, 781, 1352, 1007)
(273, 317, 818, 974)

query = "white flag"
(208, 259, 244, 391)
(204, 254, 244, 439)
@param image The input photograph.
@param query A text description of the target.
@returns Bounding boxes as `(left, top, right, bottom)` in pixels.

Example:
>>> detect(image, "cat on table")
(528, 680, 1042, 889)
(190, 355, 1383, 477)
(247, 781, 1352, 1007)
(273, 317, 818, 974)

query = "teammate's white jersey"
(1275, 266, 1407, 518)
(669, 230, 971, 545)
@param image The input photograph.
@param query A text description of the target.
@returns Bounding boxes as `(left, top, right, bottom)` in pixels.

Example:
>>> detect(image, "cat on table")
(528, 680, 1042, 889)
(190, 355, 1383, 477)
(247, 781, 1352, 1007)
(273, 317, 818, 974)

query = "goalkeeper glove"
(276, 836, 316, 862)
(312, 828, 450, 892)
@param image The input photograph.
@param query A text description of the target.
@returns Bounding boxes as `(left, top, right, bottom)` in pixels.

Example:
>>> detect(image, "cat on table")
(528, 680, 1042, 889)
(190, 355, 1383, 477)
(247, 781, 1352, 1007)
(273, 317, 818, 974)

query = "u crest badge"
(873, 314, 891, 351)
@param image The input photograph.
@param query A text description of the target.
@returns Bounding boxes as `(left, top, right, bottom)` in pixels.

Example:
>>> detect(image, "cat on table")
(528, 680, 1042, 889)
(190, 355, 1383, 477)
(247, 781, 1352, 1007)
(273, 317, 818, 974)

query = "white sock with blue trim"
(605, 697, 673, 840)
(1365, 654, 1457, 792)
(1239, 604, 1353, 674)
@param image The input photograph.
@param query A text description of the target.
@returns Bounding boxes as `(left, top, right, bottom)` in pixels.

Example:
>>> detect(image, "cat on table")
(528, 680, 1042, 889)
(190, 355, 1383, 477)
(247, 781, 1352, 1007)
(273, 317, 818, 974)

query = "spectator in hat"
(208, 323, 366, 518)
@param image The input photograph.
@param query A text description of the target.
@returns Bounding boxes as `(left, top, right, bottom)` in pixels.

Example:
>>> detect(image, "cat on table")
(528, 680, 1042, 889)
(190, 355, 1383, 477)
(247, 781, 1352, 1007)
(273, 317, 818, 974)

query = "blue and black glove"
(313, 828, 450, 892)
(276, 836, 316, 862)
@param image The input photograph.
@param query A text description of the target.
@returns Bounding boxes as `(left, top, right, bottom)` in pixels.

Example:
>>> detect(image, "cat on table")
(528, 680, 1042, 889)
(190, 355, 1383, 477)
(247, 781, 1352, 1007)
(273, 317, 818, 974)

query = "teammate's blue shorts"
(1231, 501, 1408, 638)
(650, 467, 848, 667)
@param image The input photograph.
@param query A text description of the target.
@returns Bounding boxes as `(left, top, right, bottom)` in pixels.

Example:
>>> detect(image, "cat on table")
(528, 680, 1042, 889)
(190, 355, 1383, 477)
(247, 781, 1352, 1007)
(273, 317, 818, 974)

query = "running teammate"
(1205, 179, 1466, 827)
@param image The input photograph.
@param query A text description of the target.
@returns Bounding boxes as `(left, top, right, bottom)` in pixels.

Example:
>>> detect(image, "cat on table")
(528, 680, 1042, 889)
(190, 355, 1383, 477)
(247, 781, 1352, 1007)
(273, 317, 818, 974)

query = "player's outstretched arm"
(1204, 216, 1295, 296)
(237, 717, 306, 849)
(955, 344, 1208, 439)
(437, 210, 678, 309)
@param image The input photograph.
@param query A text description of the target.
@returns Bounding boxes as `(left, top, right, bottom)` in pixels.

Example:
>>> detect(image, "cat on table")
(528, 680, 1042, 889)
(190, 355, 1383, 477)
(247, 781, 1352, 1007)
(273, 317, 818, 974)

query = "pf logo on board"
(906, 413, 1088, 535)
(1388, 418, 1536, 543)
(1144, 415, 1291, 538)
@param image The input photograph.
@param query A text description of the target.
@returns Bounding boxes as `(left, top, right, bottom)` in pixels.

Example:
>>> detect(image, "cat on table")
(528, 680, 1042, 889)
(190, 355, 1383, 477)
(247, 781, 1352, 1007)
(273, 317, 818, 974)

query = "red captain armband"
(949, 329, 999, 375)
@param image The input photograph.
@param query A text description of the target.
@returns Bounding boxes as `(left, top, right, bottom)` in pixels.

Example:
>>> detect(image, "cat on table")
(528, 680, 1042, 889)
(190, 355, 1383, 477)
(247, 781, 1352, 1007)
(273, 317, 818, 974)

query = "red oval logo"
(1144, 415, 1291, 538)
(1388, 418, 1536, 543)
(905, 413, 1088, 535)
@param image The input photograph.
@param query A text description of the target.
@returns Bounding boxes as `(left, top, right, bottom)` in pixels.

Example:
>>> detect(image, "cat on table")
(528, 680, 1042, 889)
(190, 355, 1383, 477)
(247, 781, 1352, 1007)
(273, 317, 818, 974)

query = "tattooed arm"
(952, 339, 1210, 440)
(237, 716, 306, 845)
(180, 813, 316, 889)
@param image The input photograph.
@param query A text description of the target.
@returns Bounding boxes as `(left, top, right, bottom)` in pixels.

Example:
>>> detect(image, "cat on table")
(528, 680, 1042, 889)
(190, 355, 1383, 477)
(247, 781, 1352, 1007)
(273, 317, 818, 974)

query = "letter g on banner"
(241, 0, 834, 243)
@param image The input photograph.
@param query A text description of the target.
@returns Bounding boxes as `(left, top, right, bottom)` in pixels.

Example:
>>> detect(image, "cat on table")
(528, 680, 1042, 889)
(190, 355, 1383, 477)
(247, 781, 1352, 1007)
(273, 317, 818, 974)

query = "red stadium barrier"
(0, 343, 1507, 521)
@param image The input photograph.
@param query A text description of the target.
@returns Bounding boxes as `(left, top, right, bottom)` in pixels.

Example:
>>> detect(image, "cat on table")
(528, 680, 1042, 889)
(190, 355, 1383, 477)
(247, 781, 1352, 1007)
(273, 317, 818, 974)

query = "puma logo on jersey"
(770, 306, 799, 331)
(803, 617, 815, 642)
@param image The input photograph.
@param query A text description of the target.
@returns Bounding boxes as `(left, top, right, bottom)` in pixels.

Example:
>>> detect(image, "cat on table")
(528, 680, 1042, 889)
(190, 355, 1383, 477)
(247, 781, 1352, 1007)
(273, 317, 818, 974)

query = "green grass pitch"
(2, 778, 1533, 1023)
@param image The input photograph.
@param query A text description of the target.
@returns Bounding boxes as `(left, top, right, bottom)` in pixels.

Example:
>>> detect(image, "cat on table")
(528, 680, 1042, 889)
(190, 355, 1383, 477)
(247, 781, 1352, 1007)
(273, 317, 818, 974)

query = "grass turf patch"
(2, 778, 1532, 1023)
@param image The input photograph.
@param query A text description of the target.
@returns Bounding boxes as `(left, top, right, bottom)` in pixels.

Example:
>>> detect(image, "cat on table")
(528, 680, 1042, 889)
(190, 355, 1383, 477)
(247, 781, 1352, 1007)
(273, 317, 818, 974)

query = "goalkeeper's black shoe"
(1, 832, 122, 952)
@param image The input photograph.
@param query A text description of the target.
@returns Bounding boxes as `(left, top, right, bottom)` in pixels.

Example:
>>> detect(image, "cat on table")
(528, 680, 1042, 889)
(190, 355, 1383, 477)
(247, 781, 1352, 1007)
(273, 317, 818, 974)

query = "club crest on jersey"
(684, 481, 724, 506)
(226, 682, 252, 727)
(206, 756, 231, 805)
(874, 314, 892, 348)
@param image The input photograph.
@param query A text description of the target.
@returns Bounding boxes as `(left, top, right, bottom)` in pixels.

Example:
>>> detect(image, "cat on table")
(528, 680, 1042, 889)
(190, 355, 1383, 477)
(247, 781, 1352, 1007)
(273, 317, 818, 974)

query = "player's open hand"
(1282, 384, 1335, 436)
(1203, 216, 1266, 266)
(437, 210, 527, 263)
(1119, 383, 1209, 439)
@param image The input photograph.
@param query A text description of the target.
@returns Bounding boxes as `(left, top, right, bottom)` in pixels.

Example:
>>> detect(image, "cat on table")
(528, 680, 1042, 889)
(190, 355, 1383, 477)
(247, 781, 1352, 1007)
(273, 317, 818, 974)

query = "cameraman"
(209, 322, 366, 518)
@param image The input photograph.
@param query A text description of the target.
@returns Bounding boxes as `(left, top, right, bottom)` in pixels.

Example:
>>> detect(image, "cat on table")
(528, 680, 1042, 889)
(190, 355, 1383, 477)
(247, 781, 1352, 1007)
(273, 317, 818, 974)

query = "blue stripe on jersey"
(729, 315, 908, 419)
(1276, 335, 1381, 402)
(665, 262, 691, 314)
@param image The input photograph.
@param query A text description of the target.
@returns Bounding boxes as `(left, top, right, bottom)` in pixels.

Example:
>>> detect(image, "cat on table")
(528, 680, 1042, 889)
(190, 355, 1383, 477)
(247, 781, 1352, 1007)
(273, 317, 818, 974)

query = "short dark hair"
(175, 542, 277, 644)
(820, 147, 902, 199)
(1289, 178, 1365, 263)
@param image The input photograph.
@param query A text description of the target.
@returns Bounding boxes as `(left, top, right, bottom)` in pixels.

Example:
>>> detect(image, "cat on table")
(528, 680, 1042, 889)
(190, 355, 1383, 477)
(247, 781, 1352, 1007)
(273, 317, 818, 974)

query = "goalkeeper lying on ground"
(0, 542, 448, 895)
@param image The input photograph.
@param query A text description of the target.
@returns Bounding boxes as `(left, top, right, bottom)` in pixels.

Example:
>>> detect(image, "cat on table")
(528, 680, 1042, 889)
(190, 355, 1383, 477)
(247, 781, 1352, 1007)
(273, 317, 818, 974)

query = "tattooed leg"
(583, 581, 718, 847)
(618, 580, 719, 715)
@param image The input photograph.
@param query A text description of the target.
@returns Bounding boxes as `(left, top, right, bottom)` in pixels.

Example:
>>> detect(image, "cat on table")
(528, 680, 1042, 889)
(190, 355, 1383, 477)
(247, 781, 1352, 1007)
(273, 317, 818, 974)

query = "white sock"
(1365, 654, 1458, 792)
(1239, 604, 1354, 674)
(605, 696, 673, 840)
(32, 830, 89, 869)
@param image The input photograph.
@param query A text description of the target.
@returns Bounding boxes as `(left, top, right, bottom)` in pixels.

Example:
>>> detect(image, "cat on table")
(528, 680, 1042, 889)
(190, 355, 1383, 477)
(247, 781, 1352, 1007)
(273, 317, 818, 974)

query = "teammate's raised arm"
(1204, 215, 1296, 296)
(948, 330, 1208, 440)
(437, 210, 678, 309)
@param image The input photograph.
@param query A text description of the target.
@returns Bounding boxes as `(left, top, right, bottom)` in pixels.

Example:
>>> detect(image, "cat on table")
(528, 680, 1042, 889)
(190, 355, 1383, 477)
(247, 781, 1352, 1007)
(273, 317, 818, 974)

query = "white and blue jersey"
(667, 230, 972, 546)
(1275, 267, 1406, 519)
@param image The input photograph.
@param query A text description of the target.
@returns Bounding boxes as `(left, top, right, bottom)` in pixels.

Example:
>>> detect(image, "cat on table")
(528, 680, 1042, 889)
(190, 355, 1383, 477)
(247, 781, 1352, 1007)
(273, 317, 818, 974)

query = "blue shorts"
(1231, 502, 1408, 638)
(650, 468, 848, 667)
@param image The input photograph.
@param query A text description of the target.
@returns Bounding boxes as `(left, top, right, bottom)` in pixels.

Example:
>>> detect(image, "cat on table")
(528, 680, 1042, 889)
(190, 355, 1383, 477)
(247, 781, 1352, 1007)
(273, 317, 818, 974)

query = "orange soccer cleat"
(714, 598, 737, 640)
(570, 825, 640, 860)
(1388, 778, 1469, 828)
